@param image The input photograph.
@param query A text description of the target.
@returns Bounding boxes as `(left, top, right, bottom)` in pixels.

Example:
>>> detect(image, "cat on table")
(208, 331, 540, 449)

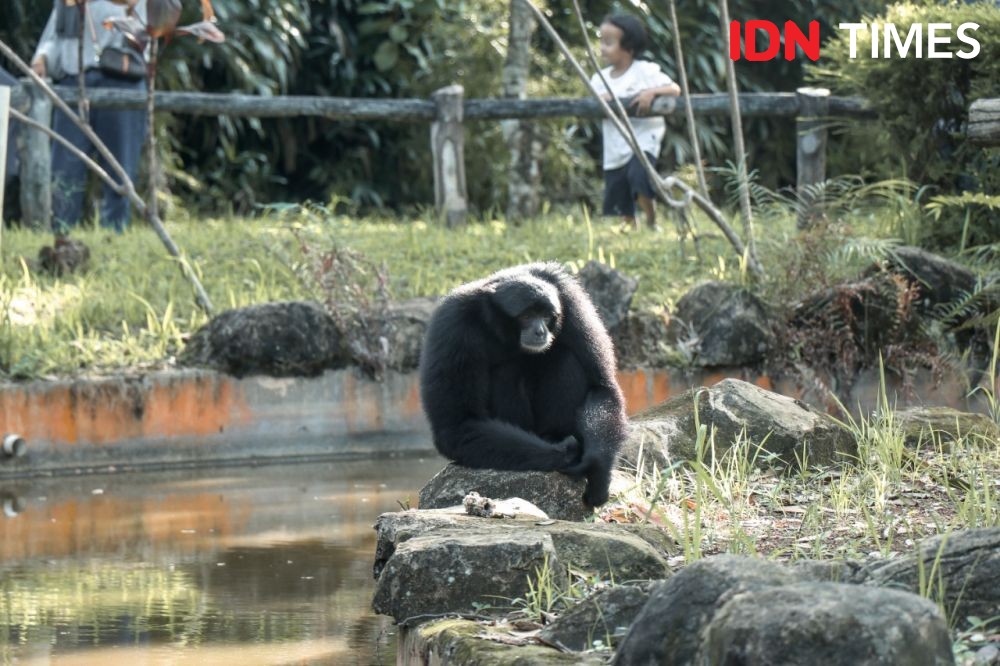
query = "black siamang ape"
(419, 262, 628, 507)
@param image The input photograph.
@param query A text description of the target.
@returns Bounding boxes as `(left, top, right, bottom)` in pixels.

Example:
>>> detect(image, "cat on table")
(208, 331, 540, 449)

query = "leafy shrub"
(807, 1, 1000, 248)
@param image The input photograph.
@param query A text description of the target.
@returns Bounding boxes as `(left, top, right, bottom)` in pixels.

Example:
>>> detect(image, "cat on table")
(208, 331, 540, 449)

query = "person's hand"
(31, 57, 46, 79)
(630, 89, 657, 116)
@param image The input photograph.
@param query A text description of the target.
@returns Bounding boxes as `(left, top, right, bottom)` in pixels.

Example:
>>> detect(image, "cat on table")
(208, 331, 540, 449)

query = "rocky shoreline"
(371, 378, 1000, 665)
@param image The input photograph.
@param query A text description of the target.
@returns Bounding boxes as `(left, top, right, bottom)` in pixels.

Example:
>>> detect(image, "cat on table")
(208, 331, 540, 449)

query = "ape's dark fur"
(419, 263, 628, 507)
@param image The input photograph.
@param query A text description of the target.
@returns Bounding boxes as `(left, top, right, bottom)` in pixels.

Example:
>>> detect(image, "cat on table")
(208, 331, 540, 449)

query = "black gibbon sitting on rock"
(418, 262, 628, 507)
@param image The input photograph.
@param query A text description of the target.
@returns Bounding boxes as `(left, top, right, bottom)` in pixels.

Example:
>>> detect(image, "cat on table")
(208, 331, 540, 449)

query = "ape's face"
(517, 309, 557, 354)
(490, 275, 563, 355)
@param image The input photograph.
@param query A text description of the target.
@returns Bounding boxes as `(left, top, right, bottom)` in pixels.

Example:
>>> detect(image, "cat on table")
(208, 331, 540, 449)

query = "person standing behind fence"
(589, 14, 680, 232)
(31, 0, 148, 234)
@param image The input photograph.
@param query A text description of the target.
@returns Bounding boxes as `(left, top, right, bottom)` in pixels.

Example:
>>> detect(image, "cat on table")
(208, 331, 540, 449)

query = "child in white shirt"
(589, 14, 680, 231)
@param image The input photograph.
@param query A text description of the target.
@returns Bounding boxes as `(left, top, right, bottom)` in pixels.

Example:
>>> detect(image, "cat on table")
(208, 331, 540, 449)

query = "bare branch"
(0, 40, 135, 200)
(519, 0, 764, 277)
(719, 0, 759, 264)
(9, 108, 125, 197)
(667, 0, 708, 198)
(0, 37, 215, 314)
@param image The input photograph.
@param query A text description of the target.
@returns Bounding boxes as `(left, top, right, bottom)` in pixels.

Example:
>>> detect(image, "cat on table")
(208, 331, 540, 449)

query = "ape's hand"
(555, 436, 582, 470)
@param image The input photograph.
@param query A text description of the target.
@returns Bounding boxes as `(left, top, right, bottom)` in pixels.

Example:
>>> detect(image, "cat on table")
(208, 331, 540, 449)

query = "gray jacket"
(33, 1, 149, 80)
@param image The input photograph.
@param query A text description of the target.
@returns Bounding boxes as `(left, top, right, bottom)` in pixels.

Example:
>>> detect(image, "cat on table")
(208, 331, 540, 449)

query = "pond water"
(0, 453, 445, 665)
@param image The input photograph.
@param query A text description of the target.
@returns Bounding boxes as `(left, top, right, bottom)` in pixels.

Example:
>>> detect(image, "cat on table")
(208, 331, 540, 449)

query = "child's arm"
(630, 82, 681, 115)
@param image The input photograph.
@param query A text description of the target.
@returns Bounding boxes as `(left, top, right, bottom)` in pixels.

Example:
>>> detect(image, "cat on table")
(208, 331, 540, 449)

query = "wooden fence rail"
(7, 81, 873, 227)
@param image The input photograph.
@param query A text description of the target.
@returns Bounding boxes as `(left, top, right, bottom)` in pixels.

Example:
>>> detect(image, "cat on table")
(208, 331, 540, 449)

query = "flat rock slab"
(860, 527, 1000, 621)
(702, 582, 953, 666)
(373, 526, 557, 624)
(419, 463, 592, 521)
(372, 510, 673, 624)
(895, 406, 1000, 448)
(399, 618, 605, 665)
(623, 378, 856, 471)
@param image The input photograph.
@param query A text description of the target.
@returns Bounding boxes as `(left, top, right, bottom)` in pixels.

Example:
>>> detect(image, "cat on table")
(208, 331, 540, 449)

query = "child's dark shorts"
(602, 152, 657, 217)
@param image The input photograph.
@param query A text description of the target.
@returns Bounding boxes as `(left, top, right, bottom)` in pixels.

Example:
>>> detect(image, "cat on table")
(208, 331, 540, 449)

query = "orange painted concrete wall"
(3, 364, 968, 476)
(0, 367, 742, 452)
(0, 367, 779, 477)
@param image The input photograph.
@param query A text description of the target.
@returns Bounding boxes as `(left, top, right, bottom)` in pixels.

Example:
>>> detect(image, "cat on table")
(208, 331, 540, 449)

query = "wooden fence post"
(17, 81, 52, 230)
(431, 84, 468, 227)
(796, 86, 829, 230)
(0, 85, 10, 245)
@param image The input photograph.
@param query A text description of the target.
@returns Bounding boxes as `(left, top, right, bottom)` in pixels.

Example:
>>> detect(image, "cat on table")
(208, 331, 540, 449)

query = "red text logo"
(729, 20, 820, 61)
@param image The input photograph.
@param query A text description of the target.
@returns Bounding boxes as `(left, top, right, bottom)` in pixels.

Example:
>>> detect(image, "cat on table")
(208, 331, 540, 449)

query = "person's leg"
(602, 163, 636, 231)
(91, 74, 147, 232)
(637, 194, 657, 230)
(49, 78, 94, 235)
(627, 152, 661, 231)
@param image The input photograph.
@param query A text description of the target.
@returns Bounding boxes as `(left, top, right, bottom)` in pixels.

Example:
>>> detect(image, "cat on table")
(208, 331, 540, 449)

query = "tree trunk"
(501, 0, 541, 223)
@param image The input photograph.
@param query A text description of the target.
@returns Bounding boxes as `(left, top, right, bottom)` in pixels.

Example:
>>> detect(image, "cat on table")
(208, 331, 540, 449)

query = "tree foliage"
(4, 0, 891, 214)
(807, 0, 1000, 247)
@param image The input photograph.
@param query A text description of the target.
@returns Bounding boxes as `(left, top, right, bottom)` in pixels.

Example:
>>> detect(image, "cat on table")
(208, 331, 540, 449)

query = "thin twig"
(0, 38, 215, 314)
(9, 108, 124, 195)
(146, 38, 159, 225)
(666, 0, 704, 259)
(0, 41, 136, 201)
(667, 0, 708, 198)
(719, 0, 758, 265)
(78, 1, 89, 123)
(521, 0, 763, 277)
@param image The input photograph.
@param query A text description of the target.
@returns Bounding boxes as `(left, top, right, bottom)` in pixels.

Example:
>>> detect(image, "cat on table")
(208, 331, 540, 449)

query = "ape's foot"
(583, 481, 610, 508)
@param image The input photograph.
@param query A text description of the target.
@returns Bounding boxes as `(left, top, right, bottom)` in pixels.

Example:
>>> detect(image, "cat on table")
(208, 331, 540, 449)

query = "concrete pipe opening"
(2, 434, 26, 458)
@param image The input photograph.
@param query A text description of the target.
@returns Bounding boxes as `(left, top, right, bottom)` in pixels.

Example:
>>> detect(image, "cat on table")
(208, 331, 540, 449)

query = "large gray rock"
(372, 510, 673, 624)
(860, 528, 1000, 621)
(578, 260, 639, 331)
(611, 310, 677, 369)
(701, 582, 954, 665)
(670, 281, 775, 367)
(180, 301, 347, 377)
(613, 555, 794, 666)
(621, 378, 856, 471)
(384, 297, 436, 371)
(882, 246, 979, 313)
(419, 463, 591, 521)
(538, 583, 653, 651)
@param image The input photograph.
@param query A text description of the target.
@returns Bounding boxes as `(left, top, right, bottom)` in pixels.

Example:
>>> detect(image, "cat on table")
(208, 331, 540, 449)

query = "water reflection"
(0, 453, 444, 665)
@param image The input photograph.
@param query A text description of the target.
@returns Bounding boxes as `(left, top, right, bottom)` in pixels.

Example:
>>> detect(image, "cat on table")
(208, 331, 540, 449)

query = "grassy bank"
(0, 194, 990, 379)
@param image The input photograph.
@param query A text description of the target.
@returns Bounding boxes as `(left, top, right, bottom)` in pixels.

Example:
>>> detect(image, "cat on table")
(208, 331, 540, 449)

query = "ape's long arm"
(419, 296, 578, 472)
(527, 264, 629, 506)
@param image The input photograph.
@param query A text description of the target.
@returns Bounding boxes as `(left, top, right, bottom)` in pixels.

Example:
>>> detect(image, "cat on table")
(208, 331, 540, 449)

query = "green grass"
(0, 186, 989, 380)
(0, 204, 762, 379)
